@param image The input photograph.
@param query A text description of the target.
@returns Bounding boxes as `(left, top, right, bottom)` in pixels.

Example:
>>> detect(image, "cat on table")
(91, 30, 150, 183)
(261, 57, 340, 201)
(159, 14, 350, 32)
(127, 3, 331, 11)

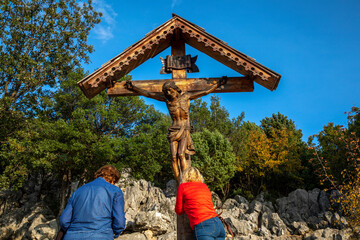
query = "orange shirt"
(175, 182, 218, 229)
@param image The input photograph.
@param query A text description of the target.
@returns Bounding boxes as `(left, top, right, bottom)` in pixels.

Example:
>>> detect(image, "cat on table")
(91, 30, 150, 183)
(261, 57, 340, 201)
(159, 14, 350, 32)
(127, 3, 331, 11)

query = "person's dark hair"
(162, 81, 182, 94)
(94, 165, 120, 184)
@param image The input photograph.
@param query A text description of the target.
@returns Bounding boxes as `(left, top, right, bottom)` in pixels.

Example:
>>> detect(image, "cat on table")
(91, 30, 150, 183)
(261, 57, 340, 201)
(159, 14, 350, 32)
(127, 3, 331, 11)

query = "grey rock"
(164, 180, 177, 198)
(226, 216, 257, 236)
(234, 195, 249, 213)
(0, 170, 354, 240)
(133, 210, 173, 235)
(234, 195, 249, 205)
(120, 178, 176, 234)
(307, 215, 320, 229)
(248, 200, 263, 213)
(304, 228, 352, 240)
(257, 225, 271, 236)
(220, 207, 242, 220)
(290, 221, 309, 235)
(318, 191, 330, 212)
(268, 213, 290, 236)
(246, 212, 260, 226)
(237, 235, 264, 240)
(212, 191, 222, 208)
(223, 198, 241, 209)
(0, 203, 57, 240)
(116, 232, 147, 240)
(157, 231, 176, 240)
(276, 188, 327, 225)
(323, 211, 333, 224)
(332, 212, 348, 229)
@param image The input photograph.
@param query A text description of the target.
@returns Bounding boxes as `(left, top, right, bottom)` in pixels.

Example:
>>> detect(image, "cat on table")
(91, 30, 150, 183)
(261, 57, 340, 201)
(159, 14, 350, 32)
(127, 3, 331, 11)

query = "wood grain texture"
(107, 77, 254, 97)
(78, 15, 280, 99)
(171, 30, 187, 79)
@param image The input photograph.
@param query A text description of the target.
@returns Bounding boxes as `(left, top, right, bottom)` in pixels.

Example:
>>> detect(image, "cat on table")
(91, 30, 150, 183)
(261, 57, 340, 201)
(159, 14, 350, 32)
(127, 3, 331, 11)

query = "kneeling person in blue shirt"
(60, 165, 126, 239)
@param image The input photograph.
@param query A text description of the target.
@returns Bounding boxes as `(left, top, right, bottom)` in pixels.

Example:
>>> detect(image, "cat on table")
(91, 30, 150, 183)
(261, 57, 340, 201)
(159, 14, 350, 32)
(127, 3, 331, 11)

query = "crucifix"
(78, 14, 281, 240)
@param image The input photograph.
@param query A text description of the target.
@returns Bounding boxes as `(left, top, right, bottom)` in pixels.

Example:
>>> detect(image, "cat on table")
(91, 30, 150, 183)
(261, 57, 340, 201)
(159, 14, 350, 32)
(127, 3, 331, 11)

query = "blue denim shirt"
(60, 177, 126, 239)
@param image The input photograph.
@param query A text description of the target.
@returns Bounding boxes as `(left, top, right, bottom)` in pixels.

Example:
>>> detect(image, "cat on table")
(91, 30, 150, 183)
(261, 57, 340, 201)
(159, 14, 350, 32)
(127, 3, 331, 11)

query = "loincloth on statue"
(167, 125, 195, 155)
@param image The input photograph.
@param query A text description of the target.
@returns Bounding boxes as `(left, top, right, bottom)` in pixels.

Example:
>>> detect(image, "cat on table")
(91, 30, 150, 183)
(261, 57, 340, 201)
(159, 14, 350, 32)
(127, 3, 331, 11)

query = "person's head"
(94, 165, 120, 184)
(180, 167, 204, 184)
(162, 81, 182, 100)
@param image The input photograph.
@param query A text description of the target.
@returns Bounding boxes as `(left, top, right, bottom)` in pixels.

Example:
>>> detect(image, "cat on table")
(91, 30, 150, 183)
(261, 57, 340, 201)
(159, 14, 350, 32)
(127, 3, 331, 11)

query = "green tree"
(0, 0, 101, 184)
(228, 119, 252, 170)
(0, 116, 123, 214)
(234, 125, 271, 197)
(310, 123, 347, 184)
(190, 95, 235, 136)
(0, 68, 169, 215)
(260, 112, 303, 142)
(231, 114, 307, 198)
(191, 129, 236, 197)
(209, 95, 232, 135)
(50, 71, 169, 213)
(0, 0, 101, 113)
(347, 106, 360, 138)
(310, 108, 360, 235)
(310, 107, 360, 187)
(189, 98, 211, 132)
(119, 113, 172, 187)
(260, 113, 306, 194)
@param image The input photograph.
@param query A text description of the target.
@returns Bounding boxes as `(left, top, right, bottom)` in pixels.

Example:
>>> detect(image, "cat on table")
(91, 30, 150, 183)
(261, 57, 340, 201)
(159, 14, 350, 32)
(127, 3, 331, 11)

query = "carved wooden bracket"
(160, 55, 199, 74)
(77, 14, 281, 99)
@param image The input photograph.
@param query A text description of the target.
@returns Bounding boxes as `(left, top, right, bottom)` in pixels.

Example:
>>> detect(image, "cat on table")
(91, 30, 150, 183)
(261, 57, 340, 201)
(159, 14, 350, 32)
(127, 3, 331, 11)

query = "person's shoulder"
(105, 181, 123, 193)
(93, 178, 123, 194)
(76, 179, 96, 190)
(70, 179, 94, 196)
(181, 181, 206, 188)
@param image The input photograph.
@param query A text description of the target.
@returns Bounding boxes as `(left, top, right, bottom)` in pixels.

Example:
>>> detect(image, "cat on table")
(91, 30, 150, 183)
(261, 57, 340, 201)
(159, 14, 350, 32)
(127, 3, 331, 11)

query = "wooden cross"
(77, 14, 281, 240)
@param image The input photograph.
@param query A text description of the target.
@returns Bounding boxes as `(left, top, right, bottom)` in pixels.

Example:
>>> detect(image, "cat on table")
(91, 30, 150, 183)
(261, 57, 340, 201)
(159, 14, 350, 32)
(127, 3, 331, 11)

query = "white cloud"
(171, 0, 182, 10)
(93, 25, 114, 41)
(92, 0, 118, 43)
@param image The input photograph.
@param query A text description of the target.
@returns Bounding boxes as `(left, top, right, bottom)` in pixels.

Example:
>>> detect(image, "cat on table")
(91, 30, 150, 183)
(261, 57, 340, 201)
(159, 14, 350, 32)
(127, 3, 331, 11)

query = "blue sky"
(83, 0, 360, 141)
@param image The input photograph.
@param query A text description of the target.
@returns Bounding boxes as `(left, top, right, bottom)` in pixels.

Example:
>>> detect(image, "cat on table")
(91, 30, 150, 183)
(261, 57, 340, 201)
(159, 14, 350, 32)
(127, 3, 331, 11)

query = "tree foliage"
(191, 129, 236, 197)
(0, 0, 101, 201)
(230, 113, 307, 198)
(310, 108, 360, 233)
(347, 106, 360, 138)
(118, 111, 172, 186)
(0, 0, 101, 113)
(309, 123, 347, 185)
(0, 68, 170, 215)
(1, 3, 358, 221)
(190, 95, 236, 136)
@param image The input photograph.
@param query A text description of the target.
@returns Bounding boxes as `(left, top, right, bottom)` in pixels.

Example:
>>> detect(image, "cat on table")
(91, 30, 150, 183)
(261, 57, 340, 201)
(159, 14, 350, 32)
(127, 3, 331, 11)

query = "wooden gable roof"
(78, 14, 281, 99)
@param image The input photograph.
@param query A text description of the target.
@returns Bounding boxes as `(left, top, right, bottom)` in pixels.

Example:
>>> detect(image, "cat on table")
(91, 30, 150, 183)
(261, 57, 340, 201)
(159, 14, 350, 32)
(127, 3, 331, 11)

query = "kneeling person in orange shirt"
(175, 167, 225, 240)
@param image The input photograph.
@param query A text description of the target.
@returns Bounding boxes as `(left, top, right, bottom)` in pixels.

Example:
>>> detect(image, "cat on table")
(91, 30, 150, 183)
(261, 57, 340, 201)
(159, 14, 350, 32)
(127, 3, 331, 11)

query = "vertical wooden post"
(172, 29, 193, 240)
(171, 30, 187, 80)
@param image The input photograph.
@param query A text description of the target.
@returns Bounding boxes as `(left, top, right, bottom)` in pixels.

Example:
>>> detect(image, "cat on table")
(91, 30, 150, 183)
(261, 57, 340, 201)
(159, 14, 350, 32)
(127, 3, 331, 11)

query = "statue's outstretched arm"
(125, 81, 165, 102)
(189, 76, 227, 100)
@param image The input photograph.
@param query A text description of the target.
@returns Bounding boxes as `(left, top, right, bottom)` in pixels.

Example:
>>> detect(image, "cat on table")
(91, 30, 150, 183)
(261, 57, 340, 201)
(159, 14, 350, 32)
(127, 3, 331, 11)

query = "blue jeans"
(63, 229, 114, 240)
(194, 217, 226, 240)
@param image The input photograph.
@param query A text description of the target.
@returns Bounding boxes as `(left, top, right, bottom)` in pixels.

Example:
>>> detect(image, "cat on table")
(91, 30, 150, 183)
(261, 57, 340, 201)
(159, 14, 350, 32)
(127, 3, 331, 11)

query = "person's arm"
(125, 80, 166, 102)
(112, 190, 126, 238)
(59, 194, 74, 231)
(189, 76, 227, 100)
(175, 184, 185, 215)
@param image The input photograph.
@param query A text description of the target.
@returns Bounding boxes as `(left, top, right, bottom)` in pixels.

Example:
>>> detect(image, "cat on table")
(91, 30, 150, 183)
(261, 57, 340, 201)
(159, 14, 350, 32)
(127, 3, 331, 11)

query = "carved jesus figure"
(125, 77, 227, 183)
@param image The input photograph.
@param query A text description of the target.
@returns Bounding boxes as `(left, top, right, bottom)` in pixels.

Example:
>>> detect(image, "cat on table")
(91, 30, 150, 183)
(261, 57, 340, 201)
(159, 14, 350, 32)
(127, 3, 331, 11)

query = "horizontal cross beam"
(107, 77, 254, 97)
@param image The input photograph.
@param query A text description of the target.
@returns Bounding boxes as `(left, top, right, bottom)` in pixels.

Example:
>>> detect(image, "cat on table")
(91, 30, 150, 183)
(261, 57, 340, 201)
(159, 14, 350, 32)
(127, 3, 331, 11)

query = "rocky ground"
(0, 170, 356, 240)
